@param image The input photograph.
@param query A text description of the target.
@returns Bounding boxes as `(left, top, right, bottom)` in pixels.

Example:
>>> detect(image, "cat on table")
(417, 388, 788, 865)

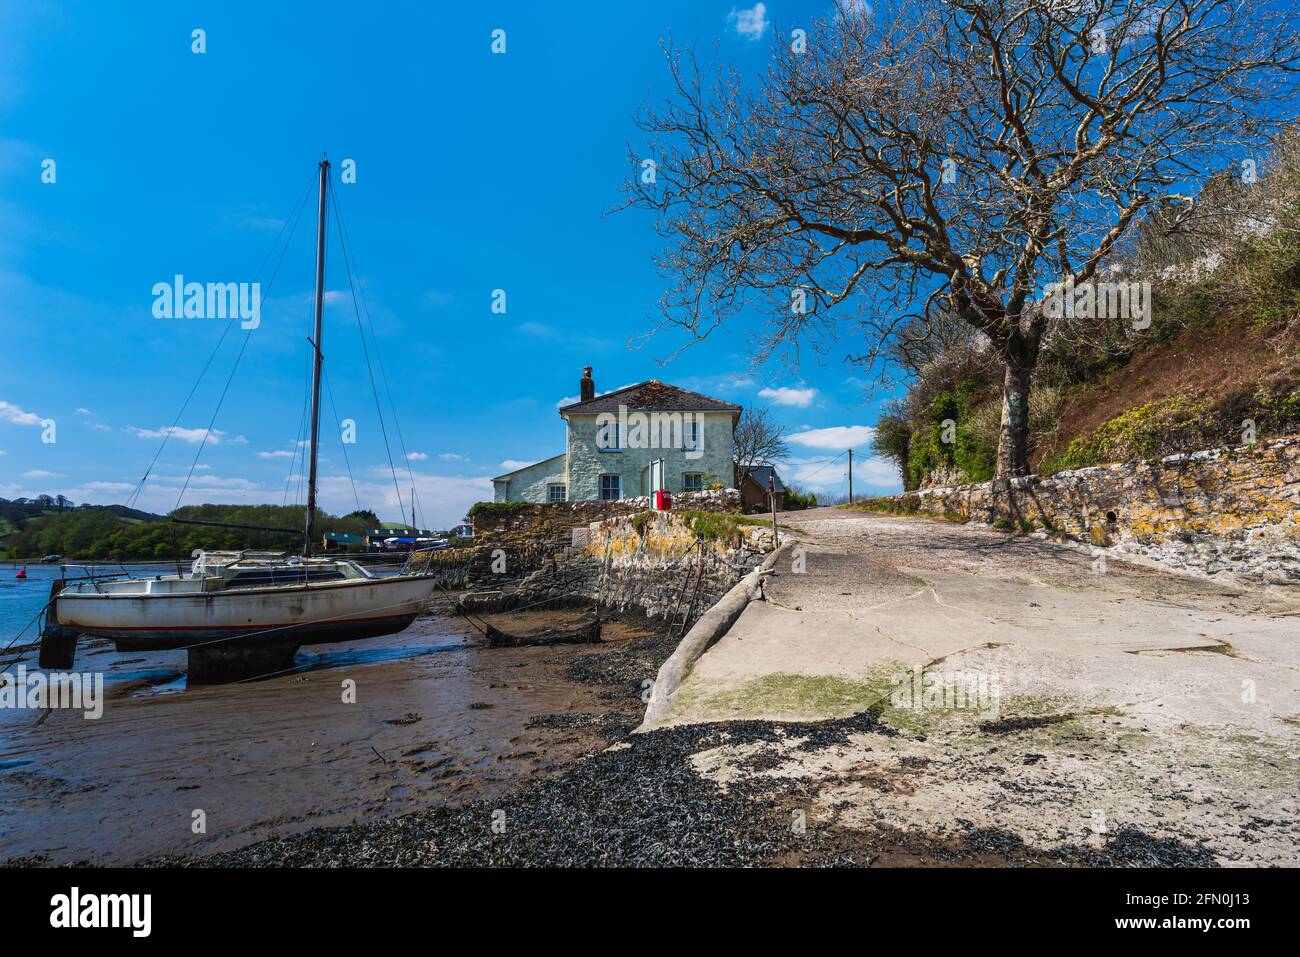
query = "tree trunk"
(995, 361, 1033, 478)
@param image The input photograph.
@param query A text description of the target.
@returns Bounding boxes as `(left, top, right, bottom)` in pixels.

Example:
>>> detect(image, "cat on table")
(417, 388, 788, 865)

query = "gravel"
(156, 707, 1221, 868)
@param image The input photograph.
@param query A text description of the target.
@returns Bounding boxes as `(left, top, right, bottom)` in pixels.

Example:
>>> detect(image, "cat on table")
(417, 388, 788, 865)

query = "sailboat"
(52, 160, 439, 679)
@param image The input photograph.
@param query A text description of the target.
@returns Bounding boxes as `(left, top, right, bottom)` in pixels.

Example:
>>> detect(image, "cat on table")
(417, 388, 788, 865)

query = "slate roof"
(744, 465, 785, 494)
(558, 380, 742, 416)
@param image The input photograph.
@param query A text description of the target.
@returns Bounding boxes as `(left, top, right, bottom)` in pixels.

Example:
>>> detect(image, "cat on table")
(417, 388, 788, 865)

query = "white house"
(492, 366, 741, 503)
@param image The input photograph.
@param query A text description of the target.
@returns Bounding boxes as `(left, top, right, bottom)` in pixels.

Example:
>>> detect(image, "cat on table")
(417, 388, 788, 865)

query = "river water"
(0, 562, 173, 644)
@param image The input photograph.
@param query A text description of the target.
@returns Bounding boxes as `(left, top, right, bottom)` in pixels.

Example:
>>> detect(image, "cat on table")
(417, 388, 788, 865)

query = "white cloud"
(438, 452, 467, 461)
(79, 480, 134, 493)
(22, 469, 61, 478)
(788, 424, 876, 450)
(406, 451, 429, 461)
(150, 473, 261, 490)
(758, 386, 817, 408)
(498, 459, 538, 472)
(778, 452, 900, 497)
(257, 450, 295, 459)
(224, 212, 286, 232)
(729, 3, 769, 40)
(128, 425, 225, 445)
(75, 407, 92, 416)
(0, 400, 42, 426)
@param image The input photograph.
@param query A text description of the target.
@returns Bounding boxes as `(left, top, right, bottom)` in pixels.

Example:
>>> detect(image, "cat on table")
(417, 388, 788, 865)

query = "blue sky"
(0, 1, 901, 529)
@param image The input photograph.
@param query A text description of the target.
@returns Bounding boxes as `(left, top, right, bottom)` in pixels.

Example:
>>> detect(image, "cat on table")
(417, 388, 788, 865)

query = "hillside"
(2, 502, 376, 561)
(873, 157, 1300, 489)
(1034, 315, 1300, 473)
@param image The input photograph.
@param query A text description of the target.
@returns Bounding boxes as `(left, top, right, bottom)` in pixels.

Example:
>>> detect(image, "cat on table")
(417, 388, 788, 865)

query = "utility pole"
(848, 448, 854, 504)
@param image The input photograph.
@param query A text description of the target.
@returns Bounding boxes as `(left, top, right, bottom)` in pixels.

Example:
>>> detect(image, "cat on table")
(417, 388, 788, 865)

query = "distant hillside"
(0, 496, 160, 553)
(2, 502, 374, 561)
(87, 503, 164, 523)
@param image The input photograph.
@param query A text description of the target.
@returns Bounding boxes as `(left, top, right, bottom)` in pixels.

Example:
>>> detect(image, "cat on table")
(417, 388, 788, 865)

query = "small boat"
(52, 160, 438, 679)
(16, 567, 27, 579)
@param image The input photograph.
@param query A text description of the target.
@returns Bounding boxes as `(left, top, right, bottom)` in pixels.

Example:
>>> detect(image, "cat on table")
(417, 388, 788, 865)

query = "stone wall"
(469, 489, 742, 550)
(875, 435, 1300, 586)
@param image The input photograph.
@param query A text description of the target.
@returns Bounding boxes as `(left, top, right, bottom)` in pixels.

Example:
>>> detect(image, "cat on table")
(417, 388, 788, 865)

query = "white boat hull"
(56, 574, 437, 649)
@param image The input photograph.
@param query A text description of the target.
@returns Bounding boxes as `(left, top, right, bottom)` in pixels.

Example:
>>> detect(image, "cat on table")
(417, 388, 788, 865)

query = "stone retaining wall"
(468, 488, 742, 550)
(873, 435, 1300, 585)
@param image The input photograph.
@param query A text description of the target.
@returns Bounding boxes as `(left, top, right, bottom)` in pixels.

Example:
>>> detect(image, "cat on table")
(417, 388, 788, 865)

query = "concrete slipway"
(642, 508, 1300, 865)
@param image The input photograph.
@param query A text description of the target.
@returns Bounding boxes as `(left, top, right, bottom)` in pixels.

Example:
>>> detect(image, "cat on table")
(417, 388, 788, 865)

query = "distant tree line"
(3, 504, 380, 561)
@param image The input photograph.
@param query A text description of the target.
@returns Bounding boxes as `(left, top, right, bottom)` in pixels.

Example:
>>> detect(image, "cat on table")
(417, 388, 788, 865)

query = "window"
(547, 483, 567, 502)
(683, 473, 704, 492)
(599, 474, 621, 500)
(683, 419, 701, 451)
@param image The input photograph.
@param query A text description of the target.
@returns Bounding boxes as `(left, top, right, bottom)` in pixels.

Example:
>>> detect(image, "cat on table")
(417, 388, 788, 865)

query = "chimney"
(580, 366, 595, 402)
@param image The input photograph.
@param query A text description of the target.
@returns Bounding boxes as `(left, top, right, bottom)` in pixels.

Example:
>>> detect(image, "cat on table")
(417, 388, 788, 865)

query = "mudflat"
(0, 608, 658, 865)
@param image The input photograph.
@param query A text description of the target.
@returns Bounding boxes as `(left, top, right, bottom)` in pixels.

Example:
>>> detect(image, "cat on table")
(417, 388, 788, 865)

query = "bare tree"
(733, 406, 791, 480)
(629, 0, 1299, 477)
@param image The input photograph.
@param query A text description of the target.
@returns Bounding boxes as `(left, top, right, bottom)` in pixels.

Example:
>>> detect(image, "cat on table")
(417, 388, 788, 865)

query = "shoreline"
(157, 708, 1224, 869)
(1, 605, 673, 867)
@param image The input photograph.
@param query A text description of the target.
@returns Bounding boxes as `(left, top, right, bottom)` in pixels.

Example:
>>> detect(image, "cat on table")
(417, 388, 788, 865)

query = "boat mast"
(304, 157, 330, 557)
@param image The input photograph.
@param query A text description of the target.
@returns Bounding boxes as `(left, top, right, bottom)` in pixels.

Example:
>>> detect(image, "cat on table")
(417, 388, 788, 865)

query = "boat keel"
(187, 640, 302, 684)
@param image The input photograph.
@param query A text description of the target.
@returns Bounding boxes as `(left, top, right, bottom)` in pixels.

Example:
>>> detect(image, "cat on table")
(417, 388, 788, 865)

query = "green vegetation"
(678, 509, 773, 544)
(875, 142, 1300, 487)
(782, 486, 818, 510)
(668, 671, 892, 723)
(466, 500, 530, 522)
(1039, 381, 1300, 474)
(876, 382, 1061, 490)
(631, 510, 655, 537)
(3, 504, 373, 561)
(840, 496, 967, 524)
